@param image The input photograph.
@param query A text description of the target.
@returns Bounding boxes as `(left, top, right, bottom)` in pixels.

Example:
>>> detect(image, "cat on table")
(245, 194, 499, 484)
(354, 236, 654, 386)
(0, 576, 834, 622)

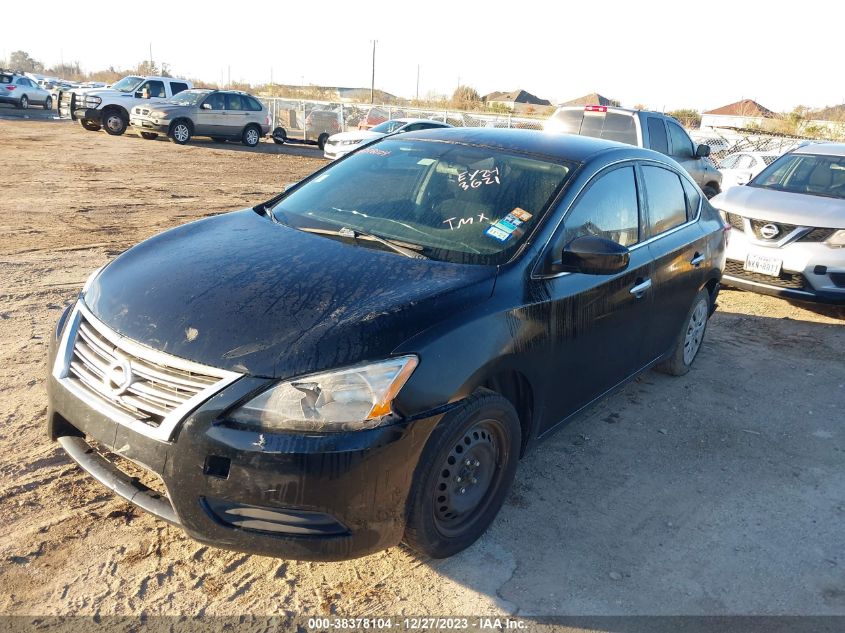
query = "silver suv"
(129, 89, 270, 147)
(545, 105, 722, 198)
(0, 71, 53, 110)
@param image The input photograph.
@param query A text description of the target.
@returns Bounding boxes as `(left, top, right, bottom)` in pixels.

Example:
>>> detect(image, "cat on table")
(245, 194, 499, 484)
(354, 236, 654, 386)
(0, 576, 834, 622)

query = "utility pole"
(370, 40, 377, 104)
(149, 43, 153, 72)
(270, 67, 273, 85)
(227, 66, 231, 88)
(416, 64, 419, 101)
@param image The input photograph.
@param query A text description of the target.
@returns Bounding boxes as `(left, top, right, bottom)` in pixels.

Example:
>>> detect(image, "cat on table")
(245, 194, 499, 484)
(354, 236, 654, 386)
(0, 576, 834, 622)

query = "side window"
(170, 82, 188, 95)
(203, 93, 225, 110)
(642, 166, 688, 235)
(246, 96, 263, 111)
(681, 178, 701, 220)
(646, 118, 669, 155)
(667, 122, 694, 158)
(225, 93, 244, 110)
(139, 80, 165, 98)
(560, 166, 640, 248)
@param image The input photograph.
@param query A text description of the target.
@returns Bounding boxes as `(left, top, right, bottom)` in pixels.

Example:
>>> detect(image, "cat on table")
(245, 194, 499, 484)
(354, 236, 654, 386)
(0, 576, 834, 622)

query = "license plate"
(744, 253, 782, 276)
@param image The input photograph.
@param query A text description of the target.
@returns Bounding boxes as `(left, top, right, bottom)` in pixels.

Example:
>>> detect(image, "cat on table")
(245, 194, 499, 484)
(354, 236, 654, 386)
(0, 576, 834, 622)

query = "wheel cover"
(21, 97, 28, 108)
(433, 418, 505, 537)
(106, 115, 123, 132)
(174, 124, 189, 142)
(246, 129, 258, 144)
(683, 298, 708, 365)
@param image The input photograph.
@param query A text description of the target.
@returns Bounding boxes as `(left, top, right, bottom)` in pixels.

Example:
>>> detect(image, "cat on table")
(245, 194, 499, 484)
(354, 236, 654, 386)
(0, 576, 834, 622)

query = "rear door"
(534, 163, 655, 431)
(641, 163, 709, 360)
(223, 93, 248, 136)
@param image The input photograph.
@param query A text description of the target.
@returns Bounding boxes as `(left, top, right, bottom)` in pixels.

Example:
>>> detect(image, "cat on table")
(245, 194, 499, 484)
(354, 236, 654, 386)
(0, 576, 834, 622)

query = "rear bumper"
(0, 96, 20, 106)
(46, 332, 441, 560)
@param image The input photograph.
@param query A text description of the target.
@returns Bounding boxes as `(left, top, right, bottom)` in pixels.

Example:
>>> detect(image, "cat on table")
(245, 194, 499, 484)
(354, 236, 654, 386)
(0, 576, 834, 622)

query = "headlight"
(150, 111, 168, 119)
(84, 95, 101, 107)
(228, 356, 418, 432)
(826, 229, 845, 248)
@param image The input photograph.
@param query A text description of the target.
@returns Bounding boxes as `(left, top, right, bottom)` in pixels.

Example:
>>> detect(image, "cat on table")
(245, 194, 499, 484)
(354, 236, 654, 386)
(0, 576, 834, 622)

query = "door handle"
(629, 278, 652, 297)
(690, 252, 705, 267)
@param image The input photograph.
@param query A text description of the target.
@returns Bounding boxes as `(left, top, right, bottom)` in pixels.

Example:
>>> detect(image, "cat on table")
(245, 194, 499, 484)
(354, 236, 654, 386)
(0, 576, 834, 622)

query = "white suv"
(58, 75, 192, 135)
(711, 143, 845, 304)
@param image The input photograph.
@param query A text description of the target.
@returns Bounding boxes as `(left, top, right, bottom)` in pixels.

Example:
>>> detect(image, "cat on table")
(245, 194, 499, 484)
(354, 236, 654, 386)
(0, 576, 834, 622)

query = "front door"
(532, 164, 655, 433)
(195, 93, 225, 136)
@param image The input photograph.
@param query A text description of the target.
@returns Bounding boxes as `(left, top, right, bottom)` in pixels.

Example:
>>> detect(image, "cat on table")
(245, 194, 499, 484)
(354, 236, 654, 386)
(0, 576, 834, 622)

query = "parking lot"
(0, 117, 843, 618)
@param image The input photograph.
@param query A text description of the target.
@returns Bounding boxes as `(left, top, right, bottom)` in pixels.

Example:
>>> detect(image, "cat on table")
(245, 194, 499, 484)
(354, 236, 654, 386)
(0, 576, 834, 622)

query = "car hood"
(84, 209, 497, 378)
(712, 185, 845, 228)
(328, 130, 383, 143)
(140, 103, 191, 114)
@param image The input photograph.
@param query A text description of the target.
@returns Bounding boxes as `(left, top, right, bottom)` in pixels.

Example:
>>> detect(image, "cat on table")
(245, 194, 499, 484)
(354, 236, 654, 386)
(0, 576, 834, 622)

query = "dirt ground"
(0, 116, 843, 620)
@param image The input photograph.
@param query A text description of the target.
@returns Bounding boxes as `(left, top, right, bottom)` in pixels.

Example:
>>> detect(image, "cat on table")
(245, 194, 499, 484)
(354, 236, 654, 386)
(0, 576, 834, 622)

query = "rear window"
(546, 109, 637, 146)
(0, 75, 12, 84)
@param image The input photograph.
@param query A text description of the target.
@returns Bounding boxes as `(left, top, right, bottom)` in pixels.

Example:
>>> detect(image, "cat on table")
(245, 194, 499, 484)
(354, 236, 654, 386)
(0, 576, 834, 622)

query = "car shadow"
(123, 131, 328, 160)
(309, 310, 844, 620)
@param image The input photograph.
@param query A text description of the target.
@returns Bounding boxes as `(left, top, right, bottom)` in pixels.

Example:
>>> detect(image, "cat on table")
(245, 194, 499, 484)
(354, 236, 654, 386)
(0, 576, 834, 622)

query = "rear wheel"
(140, 132, 158, 140)
(169, 120, 192, 144)
(19, 95, 29, 110)
(242, 125, 261, 147)
(80, 119, 101, 131)
(44, 96, 52, 110)
(103, 109, 128, 135)
(317, 132, 329, 150)
(655, 288, 711, 376)
(403, 390, 520, 558)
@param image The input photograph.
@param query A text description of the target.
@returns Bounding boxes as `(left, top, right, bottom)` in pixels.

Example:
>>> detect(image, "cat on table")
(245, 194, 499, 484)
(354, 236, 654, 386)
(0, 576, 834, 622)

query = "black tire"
(140, 132, 158, 140)
(702, 185, 719, 199)
(102, 108, 128, 135)
(19, 95, 29, 110)
(403, 390, 521, 558)
(80, 119, 101, 132)
(44, 96, 53, 111)
(211, 137, 228, 143)
(169, 120, 192, 145)
(317, 132, 329, 150)
(242, 125, 261, 147)
(271, 127, 287, 144)
(655, 288, 711, 376)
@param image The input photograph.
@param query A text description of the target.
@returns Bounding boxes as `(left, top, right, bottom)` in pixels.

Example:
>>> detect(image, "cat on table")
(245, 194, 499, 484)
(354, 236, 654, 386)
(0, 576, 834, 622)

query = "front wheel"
(103, 109, 128, 135)
(271, 127, 287, 144)
(140, 132, 158, 140)
(655, 288, 711, 376)
(403, 390, 520, 558)
(80, 119, 101, 131)
(169, 120, 192, 144)
(242, 125, 261, 147)
(317, 132, 329, 150)
(44, 96, 53, 110)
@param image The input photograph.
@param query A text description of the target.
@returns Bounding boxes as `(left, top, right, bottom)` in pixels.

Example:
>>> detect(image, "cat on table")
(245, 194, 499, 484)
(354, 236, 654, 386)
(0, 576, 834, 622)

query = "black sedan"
(47, 128, 726, 560)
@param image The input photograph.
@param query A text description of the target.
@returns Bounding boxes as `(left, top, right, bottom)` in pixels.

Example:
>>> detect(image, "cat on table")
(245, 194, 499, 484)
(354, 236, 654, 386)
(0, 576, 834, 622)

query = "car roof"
(793, 142, 845, 157)
(553, 104, 662, 118)
(394, 127, 663, 164)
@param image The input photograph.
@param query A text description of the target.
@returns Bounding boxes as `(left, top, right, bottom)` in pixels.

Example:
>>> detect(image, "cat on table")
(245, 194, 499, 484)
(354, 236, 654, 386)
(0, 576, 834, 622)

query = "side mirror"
(548, 235, 630, 275)
(696, 144, 711, 158)
(201, 103, 212, 110)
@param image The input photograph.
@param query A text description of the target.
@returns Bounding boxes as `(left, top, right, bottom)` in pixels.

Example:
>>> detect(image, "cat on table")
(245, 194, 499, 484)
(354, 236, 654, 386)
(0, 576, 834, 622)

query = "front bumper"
(73, 107, 103, 124)
(129, 116, 169, 134)
(723, 230, 845, 304)
(46, 314, 442, 561)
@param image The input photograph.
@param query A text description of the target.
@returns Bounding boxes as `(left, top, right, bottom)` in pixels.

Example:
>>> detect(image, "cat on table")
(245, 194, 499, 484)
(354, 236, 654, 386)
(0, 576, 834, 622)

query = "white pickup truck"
(58, 75, 192, 135)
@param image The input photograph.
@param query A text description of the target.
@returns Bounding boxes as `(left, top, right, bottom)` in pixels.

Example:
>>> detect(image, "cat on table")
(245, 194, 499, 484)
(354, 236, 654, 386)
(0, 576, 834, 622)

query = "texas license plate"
(744, 253, 782, 276)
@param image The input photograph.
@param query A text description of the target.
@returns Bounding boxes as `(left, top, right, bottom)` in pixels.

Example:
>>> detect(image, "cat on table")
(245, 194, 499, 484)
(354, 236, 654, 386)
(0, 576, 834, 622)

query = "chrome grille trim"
(52, 301, 241, 443)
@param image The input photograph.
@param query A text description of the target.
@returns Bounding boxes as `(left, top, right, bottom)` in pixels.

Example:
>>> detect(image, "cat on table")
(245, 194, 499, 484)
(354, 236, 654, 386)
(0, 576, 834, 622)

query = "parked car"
(59, 75, 192, 135)
(712, 142, 845, 304)
(129, 89, 270, 146)
(357, 106, 406, 130)
(324, 118, 452, 159)
(47, 128, 725, 561)
(0, 71, 53, 110)
(545, 105, 723, 198)
(717, 151, 781, 190)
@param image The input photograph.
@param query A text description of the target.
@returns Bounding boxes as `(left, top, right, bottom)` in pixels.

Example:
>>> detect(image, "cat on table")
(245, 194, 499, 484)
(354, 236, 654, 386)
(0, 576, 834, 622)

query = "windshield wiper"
(299, 227, 428, 259)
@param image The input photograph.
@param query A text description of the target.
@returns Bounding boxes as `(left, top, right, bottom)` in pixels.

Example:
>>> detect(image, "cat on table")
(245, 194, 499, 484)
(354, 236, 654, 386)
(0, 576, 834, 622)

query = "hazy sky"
(5, 0, 844, 112)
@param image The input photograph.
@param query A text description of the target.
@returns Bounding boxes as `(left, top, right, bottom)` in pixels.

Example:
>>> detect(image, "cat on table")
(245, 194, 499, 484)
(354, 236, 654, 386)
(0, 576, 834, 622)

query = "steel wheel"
(172, 123, 190, 143)
(105, 112, 126, 134)
(432, 419, 506, 538)
(683, 297, 708, 365)
(20, 95, 28, 109)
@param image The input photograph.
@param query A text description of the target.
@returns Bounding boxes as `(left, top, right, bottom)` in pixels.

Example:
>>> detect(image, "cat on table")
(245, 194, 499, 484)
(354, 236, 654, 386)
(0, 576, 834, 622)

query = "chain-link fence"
(259, 98, 546, 145)
(689, 128, 808, 168)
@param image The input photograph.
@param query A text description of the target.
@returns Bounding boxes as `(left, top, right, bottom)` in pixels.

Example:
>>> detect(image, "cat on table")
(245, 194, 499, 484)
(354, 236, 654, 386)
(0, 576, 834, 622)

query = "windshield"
(111, 76, 144, 93)
(749, 152, 845, 199)
(271, 139, 575, 265)
(370, 120, 407, 134)
(169, 90, 210, 106)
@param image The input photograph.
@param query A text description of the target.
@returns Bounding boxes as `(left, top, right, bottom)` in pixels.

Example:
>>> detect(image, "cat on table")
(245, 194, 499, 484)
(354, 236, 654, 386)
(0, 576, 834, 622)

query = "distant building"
(701, 99, 777, 131)
(483, 89, 551, 113)
(560, 93, 619, 107)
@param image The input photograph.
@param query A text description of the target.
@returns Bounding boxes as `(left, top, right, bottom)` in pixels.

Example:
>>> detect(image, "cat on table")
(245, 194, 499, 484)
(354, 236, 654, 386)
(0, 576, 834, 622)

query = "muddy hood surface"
(84, 209, 496, 378)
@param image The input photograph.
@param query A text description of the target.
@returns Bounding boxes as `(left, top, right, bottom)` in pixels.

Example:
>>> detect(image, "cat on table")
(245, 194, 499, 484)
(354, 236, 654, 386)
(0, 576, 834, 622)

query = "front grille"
(62, 306, 235, 432)
(724, 259, 806, 289)
(799, 227, 836, 242)
(725, 212, 745, 232)
(750, 219, 797, 241)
